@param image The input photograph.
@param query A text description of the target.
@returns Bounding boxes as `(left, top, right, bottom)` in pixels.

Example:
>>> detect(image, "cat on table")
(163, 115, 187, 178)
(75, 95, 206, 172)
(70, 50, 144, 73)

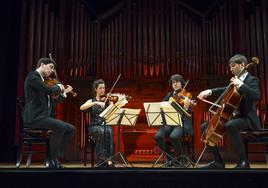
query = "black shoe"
(54, 158, 64, 168)
(48, 158, 64, 168)
(234, 160, 250, 169)
(201, 161, 225, 169)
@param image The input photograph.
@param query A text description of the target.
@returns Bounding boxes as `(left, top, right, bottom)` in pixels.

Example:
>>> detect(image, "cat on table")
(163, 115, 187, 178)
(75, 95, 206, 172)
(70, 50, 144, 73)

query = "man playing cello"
(198, 54, 261, 168)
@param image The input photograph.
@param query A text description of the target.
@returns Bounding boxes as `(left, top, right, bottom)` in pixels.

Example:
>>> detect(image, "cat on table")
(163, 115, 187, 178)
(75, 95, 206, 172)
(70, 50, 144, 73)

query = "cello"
(195, 57, 259, 166)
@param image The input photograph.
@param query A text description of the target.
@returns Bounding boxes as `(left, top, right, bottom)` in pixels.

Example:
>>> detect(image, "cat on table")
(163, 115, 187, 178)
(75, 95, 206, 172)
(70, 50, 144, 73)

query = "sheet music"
(143, 102, 182, 127)
(106, 108, 141, 126)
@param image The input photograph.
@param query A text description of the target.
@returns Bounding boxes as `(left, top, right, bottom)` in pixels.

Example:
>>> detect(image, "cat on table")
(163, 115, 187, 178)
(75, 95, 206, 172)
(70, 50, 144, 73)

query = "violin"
(46, 53, 77, 97)
(172, 80, 195, 111)
(100, 93, 132, 103)
(44, 77, 77, 97)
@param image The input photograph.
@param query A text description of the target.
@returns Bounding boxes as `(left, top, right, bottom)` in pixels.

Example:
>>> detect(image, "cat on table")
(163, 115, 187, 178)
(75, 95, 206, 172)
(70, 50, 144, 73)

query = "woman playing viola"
(80, 79, 115, 167)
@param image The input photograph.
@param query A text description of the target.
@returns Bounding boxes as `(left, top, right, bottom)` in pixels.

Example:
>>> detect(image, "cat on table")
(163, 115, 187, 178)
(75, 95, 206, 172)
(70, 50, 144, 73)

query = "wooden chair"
(241, 128, 268, 163)
(16, 97, 52, 168)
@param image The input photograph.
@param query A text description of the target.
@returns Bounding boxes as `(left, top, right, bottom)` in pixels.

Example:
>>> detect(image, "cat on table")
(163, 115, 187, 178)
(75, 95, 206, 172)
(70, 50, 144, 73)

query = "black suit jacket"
(23, 71, 64, 124)
(211, 73, 261, 130)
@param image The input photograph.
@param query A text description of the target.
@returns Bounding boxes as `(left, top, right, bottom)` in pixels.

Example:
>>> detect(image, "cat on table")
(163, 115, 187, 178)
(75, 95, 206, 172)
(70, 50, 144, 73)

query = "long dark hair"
(92, 79, 105, 96)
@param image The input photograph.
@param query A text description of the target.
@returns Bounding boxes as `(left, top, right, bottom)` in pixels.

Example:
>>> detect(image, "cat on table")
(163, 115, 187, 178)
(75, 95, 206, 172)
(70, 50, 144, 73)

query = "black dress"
(88, 98, 114, 161)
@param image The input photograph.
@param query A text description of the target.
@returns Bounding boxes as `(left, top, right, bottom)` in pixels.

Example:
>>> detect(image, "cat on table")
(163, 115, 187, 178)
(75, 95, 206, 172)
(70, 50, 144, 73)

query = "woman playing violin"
(154, 74, 194, 167)
(198, 54, 261, 169)
(80, 79, 115, 167)
(23, 57, 76, 168)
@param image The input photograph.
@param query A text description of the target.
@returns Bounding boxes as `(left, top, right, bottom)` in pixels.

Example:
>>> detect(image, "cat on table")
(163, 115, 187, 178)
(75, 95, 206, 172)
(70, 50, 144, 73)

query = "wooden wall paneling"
(83, 14, 88, 77)
(215, 13, 220, 75)
(188, 16, 192, 76)
(154, 0, 160, 76)
(42, 4, 49, 58)
(227, 0, 233, 58)
(17, 0, 28, 97)
(137, 0, 142, 76)
(105, 28, 109, 76)
(183, 13, 188, 75)
(179, 10, 184, 75)
(245, 20, 251, 65)
(115, 17, 119, 76)
(148, 0, 154, 76)
(79, 5, 84, 76)
(119, 13, 123, 75)
(198, 26, 202, 75)
(111, 20, 115, 77)
(255, 6, 266, 105)
(249, 13, 257, 75)
(27, 0, 36, 72)
(219, 8, 225, 75)
(107, 23, 111, 77)
(160, 0, 165, 76)
(132, 3, 137, 76)
(212, 17, 216, 74)
(93, 22, 98, 76)
(35, 0, 42, 63)
(170, 0, 176, 74)
(101, 30, 105, 76)
(74, 1, 80, 76)
(175, 4, 180, 73)
(223, 4, 229, 74)
(193, 23, 197, 75)
(261, 0, 268, 103)
(54, 18, 59, 66)
(123, 8, 127, 76)
(165, 0, 170, 75)
(126, 0, 132, 77)
(87, 16, 91, 76)
(142, 0, 148, 76)
(48, 12, 55, 55)
(69, 0, 75, 76)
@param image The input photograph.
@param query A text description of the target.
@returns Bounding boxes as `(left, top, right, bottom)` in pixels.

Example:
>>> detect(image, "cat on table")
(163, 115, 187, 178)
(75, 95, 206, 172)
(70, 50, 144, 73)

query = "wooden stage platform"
(0, 162, 268, 187)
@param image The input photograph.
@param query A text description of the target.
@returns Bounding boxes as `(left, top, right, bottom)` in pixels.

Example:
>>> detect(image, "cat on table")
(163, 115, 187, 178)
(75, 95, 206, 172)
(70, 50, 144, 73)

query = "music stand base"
(95, 152, 133, 168)
(152, 152, 195, 168)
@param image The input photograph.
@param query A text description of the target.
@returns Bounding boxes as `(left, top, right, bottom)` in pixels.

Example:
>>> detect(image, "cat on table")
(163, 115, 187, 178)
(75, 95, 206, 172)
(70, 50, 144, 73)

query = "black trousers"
(201, 117, 250, 162)
(89, 125, 114, 160)
(155, 117, 193, 159)
(25, 117, 76, 159)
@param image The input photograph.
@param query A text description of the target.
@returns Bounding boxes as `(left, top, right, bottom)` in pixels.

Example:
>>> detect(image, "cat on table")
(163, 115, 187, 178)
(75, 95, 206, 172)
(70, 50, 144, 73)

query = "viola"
(172, 80, 195, 111)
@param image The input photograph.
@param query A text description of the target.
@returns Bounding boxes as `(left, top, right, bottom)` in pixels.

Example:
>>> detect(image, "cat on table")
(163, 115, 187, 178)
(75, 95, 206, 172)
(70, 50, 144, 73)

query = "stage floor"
(1, 162, 268, 188)
(1, 162, 268, 168)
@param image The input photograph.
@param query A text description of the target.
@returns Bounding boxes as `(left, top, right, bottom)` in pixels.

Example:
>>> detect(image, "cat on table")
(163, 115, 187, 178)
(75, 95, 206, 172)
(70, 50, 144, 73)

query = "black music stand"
(144, 102, 183, 167)
(96, 98, 140, 167)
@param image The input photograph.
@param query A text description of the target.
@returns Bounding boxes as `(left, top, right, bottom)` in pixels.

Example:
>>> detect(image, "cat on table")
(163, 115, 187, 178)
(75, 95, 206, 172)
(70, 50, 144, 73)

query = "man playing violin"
(80, 79, 119, 167)
(155, 74, 194, 167)
(23, 57, 76, 168)
(198, 54, 261, 168)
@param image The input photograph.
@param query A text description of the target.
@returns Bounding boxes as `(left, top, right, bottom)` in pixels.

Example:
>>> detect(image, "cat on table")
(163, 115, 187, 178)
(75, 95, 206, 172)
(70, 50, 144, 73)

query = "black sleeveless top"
(88, 97, 109, 126)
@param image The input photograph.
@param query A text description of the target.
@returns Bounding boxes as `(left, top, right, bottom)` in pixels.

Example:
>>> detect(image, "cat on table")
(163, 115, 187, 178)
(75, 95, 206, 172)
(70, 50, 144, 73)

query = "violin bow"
(103, 74, 122, 104)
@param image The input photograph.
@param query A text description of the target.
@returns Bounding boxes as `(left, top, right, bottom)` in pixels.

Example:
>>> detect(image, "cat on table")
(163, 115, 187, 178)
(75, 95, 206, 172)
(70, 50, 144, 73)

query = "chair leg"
(84, 143, 87, 166)
(265, 144, 268, 164)
(91, 142, 95, 168)
(26, 143, 32, 168)
(44, 139, 50, 167)
(16, 144, 22, 168)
